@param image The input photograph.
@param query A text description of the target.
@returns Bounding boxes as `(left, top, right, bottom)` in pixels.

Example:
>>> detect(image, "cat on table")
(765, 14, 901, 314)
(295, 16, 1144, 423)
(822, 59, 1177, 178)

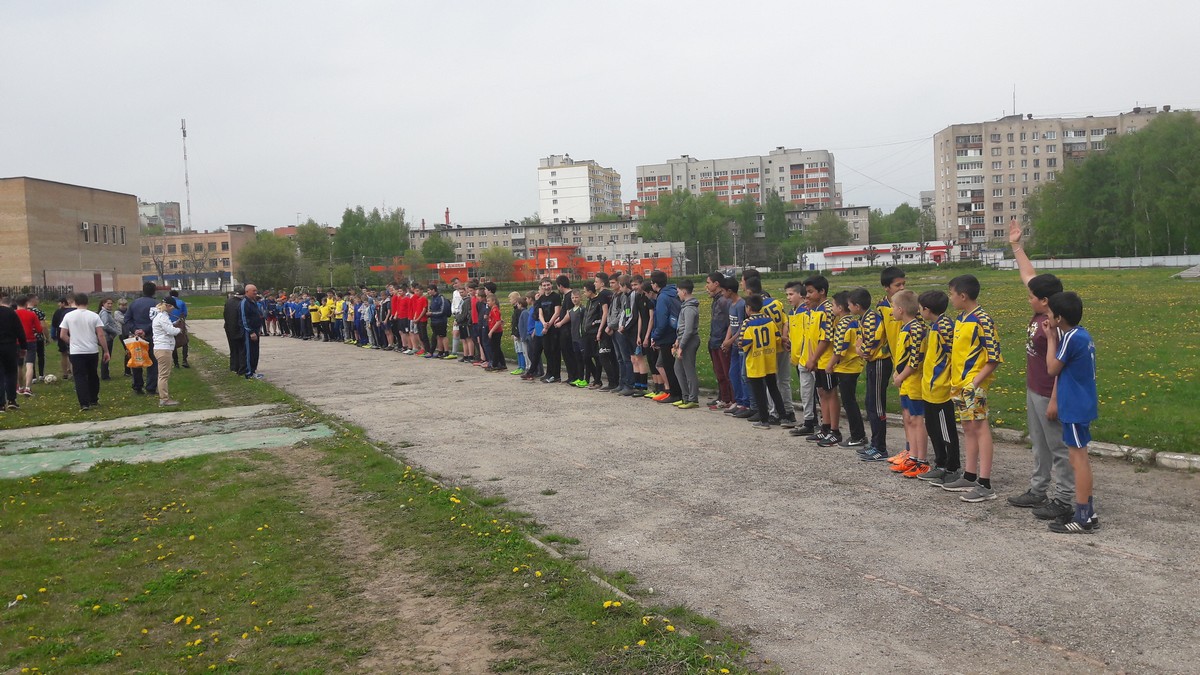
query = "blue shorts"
(1063, 422, 1091, 448)
(900, 395, 925, 416)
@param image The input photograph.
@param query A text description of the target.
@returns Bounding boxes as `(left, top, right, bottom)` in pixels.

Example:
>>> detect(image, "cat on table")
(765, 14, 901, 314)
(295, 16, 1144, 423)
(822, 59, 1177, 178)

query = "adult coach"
(223, 286, 247, 375)
(240, 284, 264, 379)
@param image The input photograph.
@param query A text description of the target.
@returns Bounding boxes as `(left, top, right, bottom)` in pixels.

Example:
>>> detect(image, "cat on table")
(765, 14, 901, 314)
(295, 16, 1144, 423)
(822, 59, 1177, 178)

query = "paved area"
(0, 405, 332, 478)
(192, 321, 1200, 674)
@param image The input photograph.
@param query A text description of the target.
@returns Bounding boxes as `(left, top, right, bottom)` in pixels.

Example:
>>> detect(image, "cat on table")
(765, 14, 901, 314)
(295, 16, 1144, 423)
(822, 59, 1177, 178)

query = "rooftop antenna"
(181, 119, 193, 231)
(1012, 84, 1017, 117)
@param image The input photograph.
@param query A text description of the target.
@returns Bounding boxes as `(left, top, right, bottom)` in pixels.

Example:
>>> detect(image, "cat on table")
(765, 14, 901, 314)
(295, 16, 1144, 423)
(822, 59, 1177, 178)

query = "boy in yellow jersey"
(739, 294, 787, 431)
(941, 274, 1003, 503)
(785, 280, 818, 436)
(859, 266, 906, 461)
(802, 276, 837, 443)
(318, 296, 334, 342)
(889, 290, 930, 476)
(331, 293, 344, 342)
(916, 290, 960, 484)
(744, 273, 794, 425)
(821, 289, 867, 447)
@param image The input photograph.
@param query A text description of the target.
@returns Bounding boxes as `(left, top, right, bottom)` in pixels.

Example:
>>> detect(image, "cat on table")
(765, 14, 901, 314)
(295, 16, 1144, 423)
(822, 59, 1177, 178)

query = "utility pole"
(181, 119, 193, 231)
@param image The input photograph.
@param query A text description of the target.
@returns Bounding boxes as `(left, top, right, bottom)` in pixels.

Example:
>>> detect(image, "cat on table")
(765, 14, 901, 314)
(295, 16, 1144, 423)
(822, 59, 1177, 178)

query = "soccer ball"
(43, 374, 58, 384)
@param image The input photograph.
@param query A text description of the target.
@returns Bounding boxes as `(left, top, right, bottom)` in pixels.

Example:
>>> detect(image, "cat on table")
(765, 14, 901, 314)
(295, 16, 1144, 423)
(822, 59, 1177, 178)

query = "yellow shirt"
(922, 314, 954, 404)
(333, 301, 343, 320)
(832, 314, 864, 374)
(789, 305, 809, 366)
(808, 299, 835, 370)
(762, 295, 789, 340)
(739, 314, 779, 377)
(879, 299, 903, 364)
(858, 308, 888, 361)
(896, 318, 928, 400)
(319, 303, 332, 322)
(951, 306, 1003, 389)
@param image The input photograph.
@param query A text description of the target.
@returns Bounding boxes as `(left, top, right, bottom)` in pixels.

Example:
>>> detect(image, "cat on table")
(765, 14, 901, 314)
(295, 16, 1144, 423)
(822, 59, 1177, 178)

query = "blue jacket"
(169, 297, 187, 322)
(239, 298, 263, 334)
(651, 284, 680, 346)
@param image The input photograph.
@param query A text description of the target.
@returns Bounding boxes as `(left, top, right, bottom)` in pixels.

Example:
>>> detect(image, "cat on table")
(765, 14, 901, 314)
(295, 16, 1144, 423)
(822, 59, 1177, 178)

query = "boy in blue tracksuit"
(649, 269, 682, 404)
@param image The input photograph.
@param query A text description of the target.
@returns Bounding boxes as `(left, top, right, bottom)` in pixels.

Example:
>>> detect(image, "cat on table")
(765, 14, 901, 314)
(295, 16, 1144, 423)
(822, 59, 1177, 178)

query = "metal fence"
(991, 254, 1200, 271)
(0, 285, 74, 300)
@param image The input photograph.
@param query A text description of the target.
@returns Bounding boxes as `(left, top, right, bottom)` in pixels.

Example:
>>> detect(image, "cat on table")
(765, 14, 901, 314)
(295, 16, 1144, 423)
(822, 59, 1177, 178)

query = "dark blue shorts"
(900, 395, 926, 416)
(1063, 422, 1091, 448)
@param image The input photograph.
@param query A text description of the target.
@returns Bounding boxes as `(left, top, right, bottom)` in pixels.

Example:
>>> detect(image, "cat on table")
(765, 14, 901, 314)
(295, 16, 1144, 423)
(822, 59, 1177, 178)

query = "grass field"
(0, 339, 755, 673)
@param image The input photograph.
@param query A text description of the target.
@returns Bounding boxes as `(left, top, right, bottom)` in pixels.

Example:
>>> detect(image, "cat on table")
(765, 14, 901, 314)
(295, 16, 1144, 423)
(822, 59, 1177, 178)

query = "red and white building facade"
(634, 146, 836, 218)
(802, 241, 962, 273)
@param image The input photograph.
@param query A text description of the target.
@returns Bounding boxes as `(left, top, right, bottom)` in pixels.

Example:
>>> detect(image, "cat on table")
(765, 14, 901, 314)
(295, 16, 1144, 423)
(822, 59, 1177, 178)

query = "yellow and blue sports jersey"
(878, 298, 903, 365)
(333, 301, 343, 320)
(1054, 325, 1098, 424)
(896, 318, 928, 399)
(808, 299, 836, 369)
(858, 308, 888, 361)
(789, 305, 810, 365)
(921, 314, 954, 404)
(832, 314, 864, 374)
(739, 314, 779, 378)
(951, 306, 1003, 389)
(761, 294, 789, 339)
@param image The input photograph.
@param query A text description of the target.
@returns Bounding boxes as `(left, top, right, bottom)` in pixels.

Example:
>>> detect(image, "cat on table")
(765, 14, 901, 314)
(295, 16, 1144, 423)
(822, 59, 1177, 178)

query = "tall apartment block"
(933, 105, 1187, 256)
(634, 147, 836, 218)
(538, 155, 622, 224)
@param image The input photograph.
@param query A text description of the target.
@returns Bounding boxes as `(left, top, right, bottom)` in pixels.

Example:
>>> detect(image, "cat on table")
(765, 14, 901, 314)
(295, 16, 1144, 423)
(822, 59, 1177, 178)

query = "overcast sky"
(3, 1, 1198, 232)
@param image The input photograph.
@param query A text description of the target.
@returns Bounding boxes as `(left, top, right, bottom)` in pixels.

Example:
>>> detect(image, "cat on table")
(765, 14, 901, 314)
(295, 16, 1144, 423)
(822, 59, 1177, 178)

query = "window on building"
(1008, 147, 1015, 155)
(1010, 201, 1017, 210)
(552, 199, 558, 204)
(992, 189, 1003, 197)
(221, 258, 230, 267)
(1007, 133, 1014, 142)
(992, 161, 1002, 170)
(141, 245, 150, 255)
(180, 243, 190, 253)
(168, 260, 178, 270)
(1091, 141, 1106, 150)
(1044, 131, 1056, 139)
(142, 262, 152, 271)
(990, 133, 1001, 142)
(91, 223, 98, 242)
(993, 202, 1003, 211)
(1033, 172, 1040, 181)
(1047, 171, 1056, 180)
(167, 244, 176, 254)
(1008, 160, 1015, 169)
(154, 245, 164, 254)
(208, 242, 216, 251)
(991, 147, 1001, 156)
(120, 227, 126, 245)
(209, 258, 217, 267)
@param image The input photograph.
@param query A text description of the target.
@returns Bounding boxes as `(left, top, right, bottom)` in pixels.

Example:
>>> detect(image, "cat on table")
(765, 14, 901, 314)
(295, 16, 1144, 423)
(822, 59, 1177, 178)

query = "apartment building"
(537, 154, 622, 224)
(138, 201, 182, 234)
(635, 146, 836, 218)
(409, 218, 645, 263)
(932, 105, 1193, 256)
(140, 224, 257, 290)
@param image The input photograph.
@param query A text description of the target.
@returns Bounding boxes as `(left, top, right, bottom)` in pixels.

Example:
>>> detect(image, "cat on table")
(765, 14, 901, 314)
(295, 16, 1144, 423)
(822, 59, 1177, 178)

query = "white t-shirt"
(61, 308, 104, 355)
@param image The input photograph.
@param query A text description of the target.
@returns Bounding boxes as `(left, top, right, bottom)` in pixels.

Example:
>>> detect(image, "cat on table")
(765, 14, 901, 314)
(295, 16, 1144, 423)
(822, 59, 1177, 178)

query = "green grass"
(0, 339, 758, 674)
(487, 265, 1199, 454)
(0, 340, 288, 431)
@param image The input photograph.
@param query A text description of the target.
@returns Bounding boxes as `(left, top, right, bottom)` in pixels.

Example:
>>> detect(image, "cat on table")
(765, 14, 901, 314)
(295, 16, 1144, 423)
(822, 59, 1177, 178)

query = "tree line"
(1026, 113, 1200, 257)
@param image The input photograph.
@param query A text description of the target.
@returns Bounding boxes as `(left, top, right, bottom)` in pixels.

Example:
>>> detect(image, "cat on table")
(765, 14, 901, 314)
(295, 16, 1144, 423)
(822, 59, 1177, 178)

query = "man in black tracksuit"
(223, 286, 247, 375)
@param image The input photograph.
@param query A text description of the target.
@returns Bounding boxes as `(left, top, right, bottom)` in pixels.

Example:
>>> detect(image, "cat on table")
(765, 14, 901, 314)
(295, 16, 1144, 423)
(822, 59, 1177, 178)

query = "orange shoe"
(891, 457, 917, 474)
(652, 392, 671, 401)
(902, 462, 931, 479)
(886, 450, 910, 465)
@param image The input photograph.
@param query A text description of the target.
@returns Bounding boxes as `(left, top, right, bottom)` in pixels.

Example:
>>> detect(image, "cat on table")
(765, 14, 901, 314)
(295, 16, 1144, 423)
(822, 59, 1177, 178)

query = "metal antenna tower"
(181, 119, 193, 230)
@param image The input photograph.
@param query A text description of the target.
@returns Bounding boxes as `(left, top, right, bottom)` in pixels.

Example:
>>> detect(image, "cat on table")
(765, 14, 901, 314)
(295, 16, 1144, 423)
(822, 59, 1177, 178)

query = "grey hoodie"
(676, 297, 701, 350)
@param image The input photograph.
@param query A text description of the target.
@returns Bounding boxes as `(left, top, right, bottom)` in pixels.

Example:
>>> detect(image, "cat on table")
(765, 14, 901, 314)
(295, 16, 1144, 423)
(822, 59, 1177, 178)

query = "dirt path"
(270, 444, 507, 673)
(193, 322, 1200, 674)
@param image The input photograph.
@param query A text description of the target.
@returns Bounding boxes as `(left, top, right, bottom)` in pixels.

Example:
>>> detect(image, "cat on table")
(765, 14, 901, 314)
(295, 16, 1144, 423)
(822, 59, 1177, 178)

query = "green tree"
(1027, 113, 1200, 256)
(236, 231, 299, 290)
(294, 219, 331, 263)
(807, 211, 851, 250)
(421, 233, 456, 264)
(479, 246, 517, 281)
(591, 212, 625, 222)
(402, 248, 427, 284)
(638, 189, 733, 253)
(732, 196, 758, 243)
(520, 212, 541, 227)
(332, 206, 410, 264)
(870, 203, 921, 243)
(762, 190, 790, 242)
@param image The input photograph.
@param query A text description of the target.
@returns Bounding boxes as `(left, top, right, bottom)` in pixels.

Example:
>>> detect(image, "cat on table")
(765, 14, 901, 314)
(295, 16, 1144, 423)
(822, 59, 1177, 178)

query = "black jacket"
(0, 305, 27, 350)
(223, 294, 245, 338)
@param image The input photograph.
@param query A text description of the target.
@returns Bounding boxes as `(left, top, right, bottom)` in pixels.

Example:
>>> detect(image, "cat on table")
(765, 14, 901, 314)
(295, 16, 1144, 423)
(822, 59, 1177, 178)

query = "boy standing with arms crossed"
(940, 275, 1003, 502)
(889, 290, 929, 476)
(1042, 291, 1100, 533)
(672, 279, 701, 409)
(1006, 218, 1075, 521)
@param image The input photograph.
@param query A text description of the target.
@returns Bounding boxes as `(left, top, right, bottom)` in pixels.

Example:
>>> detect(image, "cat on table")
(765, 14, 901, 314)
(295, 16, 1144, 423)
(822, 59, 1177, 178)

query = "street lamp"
(607, 239, 617, 275)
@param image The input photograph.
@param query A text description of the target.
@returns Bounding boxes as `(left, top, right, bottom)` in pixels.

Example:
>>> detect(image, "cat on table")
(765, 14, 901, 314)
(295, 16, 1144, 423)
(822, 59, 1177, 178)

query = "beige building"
(933, 105, 1195, 257)
(140, 224, 257, 291)
(636, 147, 837, 218)
(0, 176, 141, 292)
(410, 218, 644, 263)
(538, 155, 622, 224)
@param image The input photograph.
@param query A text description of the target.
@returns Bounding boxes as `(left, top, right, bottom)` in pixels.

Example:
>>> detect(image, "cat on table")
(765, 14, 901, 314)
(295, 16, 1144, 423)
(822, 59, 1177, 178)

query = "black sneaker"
(542, 376, 559, 384)
(1033, 498, 1073, 521)
(788, 427, 809, 437)
(733, 408, 756, 419)
(840, 437, 868, 448)
(780, 416, 797, 429)
(745, 413, 763, 422)
(816, 434, 843, 447)
(767, 415, 781, 426)
(1049, 515, 1100, 534)
(806, 430, 826, 441)
(751, 421, 771, 430)
(797, 423, 816, 435)
(1007, 490, 1048, 509)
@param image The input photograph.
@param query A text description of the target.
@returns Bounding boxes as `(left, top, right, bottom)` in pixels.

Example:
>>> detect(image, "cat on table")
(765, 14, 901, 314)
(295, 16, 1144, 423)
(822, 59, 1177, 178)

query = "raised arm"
(1008, 216, 1036, 287)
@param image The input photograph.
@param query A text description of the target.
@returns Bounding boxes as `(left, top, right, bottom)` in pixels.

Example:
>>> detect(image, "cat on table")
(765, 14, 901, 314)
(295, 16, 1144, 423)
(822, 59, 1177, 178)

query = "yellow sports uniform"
(921, 314, 954, 405)
(789, 305, 810, 366)
(739, 314, 779, 377)
(333, 300, 343, 321)
(896, 318, 928, 400)
(951, 306, 1003, 421)
(319, 301, 333, 323)
(832, 314, 864, 375)
(309, 301, 323, 323)
(807, 299, 836, 370)
(858, 307, 888, 362)
(878, 298, 903, 365)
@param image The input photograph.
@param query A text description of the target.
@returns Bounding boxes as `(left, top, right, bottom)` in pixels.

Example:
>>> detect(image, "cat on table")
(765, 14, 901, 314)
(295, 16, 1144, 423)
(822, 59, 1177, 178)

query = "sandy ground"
(193, 321, 1200, 674)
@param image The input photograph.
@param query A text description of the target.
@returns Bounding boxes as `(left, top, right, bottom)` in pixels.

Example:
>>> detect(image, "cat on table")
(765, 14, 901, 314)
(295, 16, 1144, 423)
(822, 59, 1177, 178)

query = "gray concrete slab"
(189, 320, 1200, 674)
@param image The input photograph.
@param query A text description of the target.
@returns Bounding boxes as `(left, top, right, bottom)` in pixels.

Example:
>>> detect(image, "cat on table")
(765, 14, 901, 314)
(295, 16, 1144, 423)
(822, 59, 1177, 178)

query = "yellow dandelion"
(188, 535, 195, 541)
(38, 588, 46, 593)
(637, 639, 647, 647)
(535, 571, 542, 578)
(603, 600, 613, 608)
(666, 625, 675, 632)
(174, 615, 185, 624)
